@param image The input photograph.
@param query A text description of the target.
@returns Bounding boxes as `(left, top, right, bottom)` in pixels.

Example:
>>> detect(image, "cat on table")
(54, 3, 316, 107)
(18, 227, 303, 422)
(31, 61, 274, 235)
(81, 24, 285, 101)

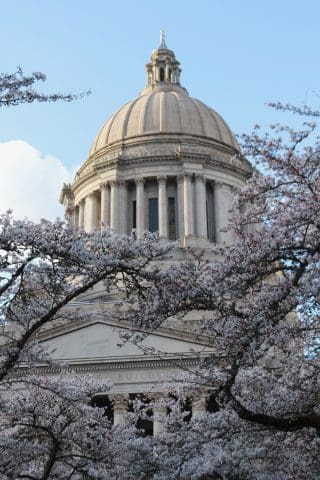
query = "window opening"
(168, 197, 176, 240)
(149, 198, 159, 232)
(132, 200, 136, 230)
(159, 67, 165, 82)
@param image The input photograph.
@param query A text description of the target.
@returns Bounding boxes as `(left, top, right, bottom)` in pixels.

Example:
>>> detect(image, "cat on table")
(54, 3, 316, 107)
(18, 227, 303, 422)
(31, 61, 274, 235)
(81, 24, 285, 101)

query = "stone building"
(42, 32, 253, 433)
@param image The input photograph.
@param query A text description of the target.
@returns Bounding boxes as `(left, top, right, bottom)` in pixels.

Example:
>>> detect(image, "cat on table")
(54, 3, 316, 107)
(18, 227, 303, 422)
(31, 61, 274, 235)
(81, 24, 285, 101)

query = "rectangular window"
(132, 200, 136, 230)
(149, 198, 158, 232)
(168, 197, 176, 240)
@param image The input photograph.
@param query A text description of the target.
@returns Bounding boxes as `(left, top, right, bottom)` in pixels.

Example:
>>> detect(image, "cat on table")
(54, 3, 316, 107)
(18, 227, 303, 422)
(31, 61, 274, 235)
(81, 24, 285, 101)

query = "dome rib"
(143, 93, 160, 133)
(210, 107, 239, 149)
(121, 97, 141, 139)
(190, 97, 207, 137)
(171, 92, 183, 132)
(160, 91, 166, 132)
(193, 99, 224, 143)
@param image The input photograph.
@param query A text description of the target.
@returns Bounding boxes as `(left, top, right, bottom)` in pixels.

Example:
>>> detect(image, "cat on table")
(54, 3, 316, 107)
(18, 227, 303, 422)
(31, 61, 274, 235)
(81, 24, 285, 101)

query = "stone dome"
(89, 87, 239, 156)
(61, 32, 253, 249)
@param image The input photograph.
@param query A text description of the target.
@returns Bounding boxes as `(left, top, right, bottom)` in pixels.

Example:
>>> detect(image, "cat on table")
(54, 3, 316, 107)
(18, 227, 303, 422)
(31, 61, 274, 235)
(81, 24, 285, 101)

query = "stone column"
(195, 174, 207, 239)
(65, 207, 73, 224)
(153, 394, 167, 435)
(183, 174, 194, 237)
(192, 393, 207, 420)
(85, 192, 98, 232)
(110, 180, 119, 232)
(157, 176, 168, 238)
(177, 175, 185, 240)
(135, 178, 145, 240)
(73, 206, 79, 228)
(214, 182, 233, 245)
(119, 181, 128, 234)
(100, 183, 110, 227)
(78, 200, 85, 229)
(110, 395, 128, 426)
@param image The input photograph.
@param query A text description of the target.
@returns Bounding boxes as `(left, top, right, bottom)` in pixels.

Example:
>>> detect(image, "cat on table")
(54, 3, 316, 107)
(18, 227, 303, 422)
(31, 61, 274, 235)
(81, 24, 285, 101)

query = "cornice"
(38, 315, 212, 347)
(18, 355, 201, 376)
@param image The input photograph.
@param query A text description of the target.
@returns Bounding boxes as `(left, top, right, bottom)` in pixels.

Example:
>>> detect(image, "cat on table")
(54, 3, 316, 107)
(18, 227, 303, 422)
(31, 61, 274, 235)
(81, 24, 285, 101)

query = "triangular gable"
(40, 320, 209, 362)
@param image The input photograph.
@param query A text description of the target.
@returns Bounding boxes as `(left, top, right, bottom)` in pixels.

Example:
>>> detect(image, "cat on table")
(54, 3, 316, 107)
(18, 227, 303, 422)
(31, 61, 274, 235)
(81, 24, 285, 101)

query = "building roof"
(89, 33, 239, 157)
(89, 89, 239, 155)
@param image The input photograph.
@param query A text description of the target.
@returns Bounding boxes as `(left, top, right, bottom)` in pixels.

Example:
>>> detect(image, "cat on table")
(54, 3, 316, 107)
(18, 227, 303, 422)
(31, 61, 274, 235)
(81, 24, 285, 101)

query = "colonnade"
(108, 392, 209, 435)
(69, 175, 234, 245)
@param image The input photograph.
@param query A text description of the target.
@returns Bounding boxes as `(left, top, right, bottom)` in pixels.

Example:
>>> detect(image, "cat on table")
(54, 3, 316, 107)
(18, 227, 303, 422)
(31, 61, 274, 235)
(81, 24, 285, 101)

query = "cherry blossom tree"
(0, 67, 89, 107)
(0, 215, 172, 479)
(121, 103, 320, 478)
(1, 101, 320, 478)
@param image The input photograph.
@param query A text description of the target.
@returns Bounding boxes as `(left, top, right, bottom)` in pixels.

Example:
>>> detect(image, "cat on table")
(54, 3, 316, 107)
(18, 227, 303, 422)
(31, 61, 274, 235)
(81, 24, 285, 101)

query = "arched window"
(159, 67, 165, 82)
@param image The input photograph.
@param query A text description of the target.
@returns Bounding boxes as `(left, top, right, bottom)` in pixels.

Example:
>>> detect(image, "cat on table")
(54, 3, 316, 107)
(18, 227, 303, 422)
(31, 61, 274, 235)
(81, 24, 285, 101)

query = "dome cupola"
(145, 30, 182, 88)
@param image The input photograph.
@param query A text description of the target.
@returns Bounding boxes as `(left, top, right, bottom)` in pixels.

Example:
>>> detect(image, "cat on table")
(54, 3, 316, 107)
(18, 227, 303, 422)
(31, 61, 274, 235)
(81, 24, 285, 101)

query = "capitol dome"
(60, 32, 253, 248)
(89, 87, 239, 156)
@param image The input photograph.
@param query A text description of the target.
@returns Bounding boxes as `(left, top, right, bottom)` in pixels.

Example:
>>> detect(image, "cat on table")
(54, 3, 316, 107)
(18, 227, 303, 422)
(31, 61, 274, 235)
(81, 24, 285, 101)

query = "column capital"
(109, 394, 129, 413)
(109, 179, 120, 187)
(88, 191, 98, 198)
(213, 180, 223, 187)
(177, 174, 184, 185)
(65, 206, 74, 217)
(157, 175, 167, 183)
(100, 182, 109, 190)
(183, 173, 193, 180)
(134, 177, 145, 185)
(195, 173, 205, 183)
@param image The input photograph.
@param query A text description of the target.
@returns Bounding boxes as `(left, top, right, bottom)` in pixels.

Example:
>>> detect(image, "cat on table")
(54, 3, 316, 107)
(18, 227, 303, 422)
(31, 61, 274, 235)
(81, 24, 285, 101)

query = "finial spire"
(159, 29, 167, 48)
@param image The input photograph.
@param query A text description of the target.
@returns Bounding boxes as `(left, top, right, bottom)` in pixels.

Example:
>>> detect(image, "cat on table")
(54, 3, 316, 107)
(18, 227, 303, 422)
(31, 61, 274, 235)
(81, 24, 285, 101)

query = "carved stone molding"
(157, 175, 167, 183)
(22, 356, 200, 376)
(183, 173, 193, 181)
(109, 394, 129, 413)
(87, 190, 99, 199)
(109, 179, 120, 187)
(123, 144, 175, 159)
(195, 174, 205, 183)
(177, 174, 184, 184)
(134, 177, 145, 185)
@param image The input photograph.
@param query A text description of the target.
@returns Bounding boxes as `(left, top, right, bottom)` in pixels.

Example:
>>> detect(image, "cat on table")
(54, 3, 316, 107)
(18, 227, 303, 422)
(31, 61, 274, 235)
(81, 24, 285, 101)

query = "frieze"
(72, 150, 251, 192)
(122, 144, 176, 158)
(20, 356, 200, 376)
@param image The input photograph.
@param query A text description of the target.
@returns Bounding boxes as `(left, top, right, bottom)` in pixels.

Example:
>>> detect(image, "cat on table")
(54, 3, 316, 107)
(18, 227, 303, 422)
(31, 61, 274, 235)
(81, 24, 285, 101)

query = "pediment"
(40, 320, 209, 363)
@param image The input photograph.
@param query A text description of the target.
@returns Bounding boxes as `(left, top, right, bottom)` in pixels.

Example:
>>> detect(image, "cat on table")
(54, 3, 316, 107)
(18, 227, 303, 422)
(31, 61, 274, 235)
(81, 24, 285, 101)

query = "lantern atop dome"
(146, 31, 182, 87)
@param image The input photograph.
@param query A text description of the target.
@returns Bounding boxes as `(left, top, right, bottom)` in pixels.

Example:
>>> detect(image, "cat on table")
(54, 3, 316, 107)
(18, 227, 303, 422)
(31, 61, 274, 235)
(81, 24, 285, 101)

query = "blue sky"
(0, 0, 319, 219)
